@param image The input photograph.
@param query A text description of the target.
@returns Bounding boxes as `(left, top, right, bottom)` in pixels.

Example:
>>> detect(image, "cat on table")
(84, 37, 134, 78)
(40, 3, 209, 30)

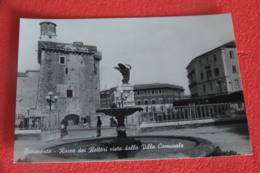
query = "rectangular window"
(65, 68, 68, 75)
(200, 73, 204, 80)
(214, 54, 217, 61)
(206, 57, 209, 63)
(210, 83, 213, 91)
(229, 51, 234, 59)
(234, 79, 240, 88)
(232, 65, 237, 73)
(214, 68, 219, 76)
(206, 70, 212, 79)
(203, 85, 206, 92)
(94, 62, 97, 74)
(67, 89, 73, 97)
(59, 56, 66, 64)
(160, 106, 164, 111)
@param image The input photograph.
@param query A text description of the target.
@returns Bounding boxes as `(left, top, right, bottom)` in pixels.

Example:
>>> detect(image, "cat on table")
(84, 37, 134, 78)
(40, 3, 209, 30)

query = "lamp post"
(45, 91, 58, 131)
(45, 91, 58, 111)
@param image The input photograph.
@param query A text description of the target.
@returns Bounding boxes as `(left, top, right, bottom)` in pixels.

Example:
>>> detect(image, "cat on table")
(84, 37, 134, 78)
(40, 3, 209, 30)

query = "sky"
(18, 14, 235, 95)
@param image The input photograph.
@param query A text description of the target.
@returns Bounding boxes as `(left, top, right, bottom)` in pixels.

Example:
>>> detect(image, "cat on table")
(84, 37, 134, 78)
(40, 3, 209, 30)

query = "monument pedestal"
(114, 83, 135, 108)
(113, 83, 141, 134)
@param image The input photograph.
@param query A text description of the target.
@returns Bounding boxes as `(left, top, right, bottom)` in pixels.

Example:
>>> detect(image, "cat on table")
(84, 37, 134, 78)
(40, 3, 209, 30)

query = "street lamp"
(45, 91, 58, 110)
(44, 91, 58, 132)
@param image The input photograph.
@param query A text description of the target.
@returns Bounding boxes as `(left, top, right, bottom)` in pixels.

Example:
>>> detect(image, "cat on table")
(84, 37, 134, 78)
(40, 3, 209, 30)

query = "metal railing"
(140, 102, 245, 124)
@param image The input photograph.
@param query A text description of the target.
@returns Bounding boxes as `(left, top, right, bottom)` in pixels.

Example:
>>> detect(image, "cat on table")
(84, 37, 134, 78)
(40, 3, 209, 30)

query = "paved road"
(65, 121, 252, 155)
(14, 122, 252, 161)
(142, 122, 252, 155)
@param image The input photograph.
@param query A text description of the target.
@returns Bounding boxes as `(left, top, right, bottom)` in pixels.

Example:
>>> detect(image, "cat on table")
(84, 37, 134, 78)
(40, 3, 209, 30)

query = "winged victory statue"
(114, 63, 132, 84)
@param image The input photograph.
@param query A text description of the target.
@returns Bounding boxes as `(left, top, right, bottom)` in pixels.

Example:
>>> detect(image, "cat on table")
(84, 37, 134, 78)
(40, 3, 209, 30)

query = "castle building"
(186, 42, 242, 98)
(18, 21, 102, 124)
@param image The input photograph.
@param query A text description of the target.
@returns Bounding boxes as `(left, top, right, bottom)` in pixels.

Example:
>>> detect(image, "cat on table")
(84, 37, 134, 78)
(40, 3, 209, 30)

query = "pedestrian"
(24, 117, 29, 129)
(110, 117, 117, 127)
(61, 118, 68, 138)
(96, 116, 102, 137)
(32, 118, 36, 128)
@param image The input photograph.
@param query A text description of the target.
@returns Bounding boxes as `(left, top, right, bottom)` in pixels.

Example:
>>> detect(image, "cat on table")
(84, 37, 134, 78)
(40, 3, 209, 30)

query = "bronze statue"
(114, 63, 132, 84)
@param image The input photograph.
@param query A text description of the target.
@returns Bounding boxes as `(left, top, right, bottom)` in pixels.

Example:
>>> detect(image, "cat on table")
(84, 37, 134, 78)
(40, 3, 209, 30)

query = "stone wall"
(36, 41, 101, 120)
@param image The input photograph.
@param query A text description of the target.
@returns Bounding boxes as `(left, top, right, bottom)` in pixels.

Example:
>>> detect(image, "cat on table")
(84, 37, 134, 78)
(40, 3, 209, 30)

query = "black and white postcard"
(15, 14, 252, 162)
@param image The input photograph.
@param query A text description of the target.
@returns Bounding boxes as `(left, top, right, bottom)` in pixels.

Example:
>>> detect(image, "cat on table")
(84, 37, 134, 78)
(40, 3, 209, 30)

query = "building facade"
(186, 42, 242, 98)
(17, 21, 102, 125)
(16, 71, 40, 121)
(101, 83, 185, 112)
(134, 83, 185, 112)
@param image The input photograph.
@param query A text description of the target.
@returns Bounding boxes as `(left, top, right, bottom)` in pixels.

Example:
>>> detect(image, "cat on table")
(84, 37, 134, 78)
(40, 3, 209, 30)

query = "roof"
(39, 21, 57, 26)
(17, 72, 27, 77)
(38, 41, 100, 64)
(17, 70, 40, 77)
(38, 41, 98, 52)
(133, 83, 184, 90)
(186, 41, 236, 69)
(25, 70, 40, 73)
(100, 83, 185, 94)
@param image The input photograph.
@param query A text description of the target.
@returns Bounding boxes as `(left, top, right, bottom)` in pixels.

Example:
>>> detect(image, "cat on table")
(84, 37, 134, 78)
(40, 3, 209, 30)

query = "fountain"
(23, 63, 215, 162)
(96, 64, 144, 156)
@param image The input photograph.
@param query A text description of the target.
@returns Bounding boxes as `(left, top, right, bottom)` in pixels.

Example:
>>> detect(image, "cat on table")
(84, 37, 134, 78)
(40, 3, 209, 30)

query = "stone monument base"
(114, 83, 135, 108)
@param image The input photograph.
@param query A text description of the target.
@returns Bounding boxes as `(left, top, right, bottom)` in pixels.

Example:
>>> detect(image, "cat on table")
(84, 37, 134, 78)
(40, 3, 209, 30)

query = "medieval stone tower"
(36, 21, 101, 121)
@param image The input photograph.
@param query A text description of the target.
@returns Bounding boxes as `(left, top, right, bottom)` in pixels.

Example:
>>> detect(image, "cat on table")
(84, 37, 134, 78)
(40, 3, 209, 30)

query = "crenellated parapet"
(38, 41, 101, 64)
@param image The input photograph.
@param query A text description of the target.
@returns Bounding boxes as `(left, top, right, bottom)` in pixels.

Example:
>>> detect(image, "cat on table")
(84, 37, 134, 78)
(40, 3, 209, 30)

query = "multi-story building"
(100, 83, 185, 112)
(186, 42, 242, 98)
(16, 21, 102, 125)
(134, 83, 185, 112)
